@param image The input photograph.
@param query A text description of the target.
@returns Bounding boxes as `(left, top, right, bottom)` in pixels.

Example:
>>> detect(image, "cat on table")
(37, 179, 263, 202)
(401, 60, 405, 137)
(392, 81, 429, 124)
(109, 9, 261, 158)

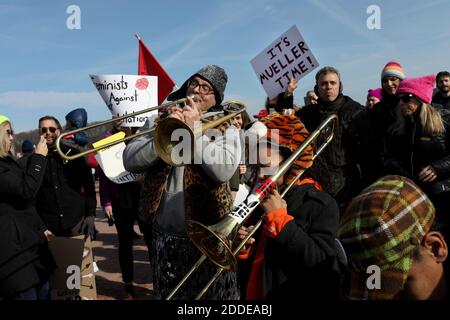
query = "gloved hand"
(263, 208, 293, 238)
(80, 216, 96, 240)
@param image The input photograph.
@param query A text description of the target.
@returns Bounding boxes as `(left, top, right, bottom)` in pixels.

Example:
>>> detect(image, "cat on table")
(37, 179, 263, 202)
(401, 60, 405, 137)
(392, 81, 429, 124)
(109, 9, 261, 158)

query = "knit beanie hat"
(338, 175, 435, 300)
(381, 61, 405, 81)
(167, 65, 228, 105)
(258, 112, 314, 185)
(396, 75, 435, 104)
(367, 88, 382, 101)
(0, 114, 10, 126)
(21, 140, 34, 153)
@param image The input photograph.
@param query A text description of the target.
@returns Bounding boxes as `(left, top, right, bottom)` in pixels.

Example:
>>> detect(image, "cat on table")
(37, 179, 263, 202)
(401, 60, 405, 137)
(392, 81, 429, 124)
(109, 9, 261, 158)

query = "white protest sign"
(250, 25, 319, 99)
(93, 133, 142, 184)
(90, 74, 158, 127)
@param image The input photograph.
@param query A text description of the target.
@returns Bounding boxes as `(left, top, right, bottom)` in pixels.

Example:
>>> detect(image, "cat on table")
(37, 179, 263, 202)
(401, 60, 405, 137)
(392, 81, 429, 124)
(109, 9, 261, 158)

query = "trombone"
(55, 96, 191, 161)
(55, 97, 245, 162)
(165, 114, 338, 300)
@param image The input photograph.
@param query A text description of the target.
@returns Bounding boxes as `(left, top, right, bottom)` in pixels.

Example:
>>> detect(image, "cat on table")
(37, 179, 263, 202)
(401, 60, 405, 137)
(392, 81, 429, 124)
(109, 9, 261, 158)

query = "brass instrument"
(55, 97, 244, 162)
(165, 114, 338, 300)
(55, 96, 192, 161)
(154, 100, 246, 166)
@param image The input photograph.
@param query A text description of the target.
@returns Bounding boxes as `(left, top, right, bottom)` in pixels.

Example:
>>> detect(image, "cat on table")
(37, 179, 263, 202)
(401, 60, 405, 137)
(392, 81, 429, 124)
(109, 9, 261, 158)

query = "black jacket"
(271, 92, 294, 112)
(384, 108, 450, 195)
(370, 93, 408, 177)
(297, 95, 376, 204)
(0, 154, 55, 298)
(21, 151, 96, 236)
(260, 184, 343, 299)
(433, 92, 450, 110)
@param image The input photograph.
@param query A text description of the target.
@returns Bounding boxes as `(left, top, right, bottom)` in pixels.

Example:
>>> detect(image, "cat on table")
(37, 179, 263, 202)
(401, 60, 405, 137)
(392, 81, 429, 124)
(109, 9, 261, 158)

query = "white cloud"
(0, 90, 103, 109)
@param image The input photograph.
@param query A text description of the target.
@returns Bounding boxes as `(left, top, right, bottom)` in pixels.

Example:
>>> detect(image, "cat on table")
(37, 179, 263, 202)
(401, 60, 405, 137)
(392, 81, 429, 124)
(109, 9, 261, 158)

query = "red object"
(254, 108, 269, 119)
(135, 78, 149, 90)
(263, 208, 294, 238)
(137, 35, 176, 104)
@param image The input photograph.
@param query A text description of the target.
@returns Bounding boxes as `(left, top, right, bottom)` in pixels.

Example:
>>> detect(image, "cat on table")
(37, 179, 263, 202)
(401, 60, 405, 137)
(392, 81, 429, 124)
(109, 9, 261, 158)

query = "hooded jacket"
(65, 108, 88, 146)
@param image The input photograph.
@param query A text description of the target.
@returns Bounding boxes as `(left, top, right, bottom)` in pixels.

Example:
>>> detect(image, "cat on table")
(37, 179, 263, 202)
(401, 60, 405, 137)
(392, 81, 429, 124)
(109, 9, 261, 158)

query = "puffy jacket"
(0, 154, 55, 297)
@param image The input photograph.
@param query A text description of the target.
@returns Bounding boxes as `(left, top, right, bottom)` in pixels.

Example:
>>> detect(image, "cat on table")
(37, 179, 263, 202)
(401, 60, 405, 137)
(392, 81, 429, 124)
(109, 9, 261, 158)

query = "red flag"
(136, 35, 176, 104)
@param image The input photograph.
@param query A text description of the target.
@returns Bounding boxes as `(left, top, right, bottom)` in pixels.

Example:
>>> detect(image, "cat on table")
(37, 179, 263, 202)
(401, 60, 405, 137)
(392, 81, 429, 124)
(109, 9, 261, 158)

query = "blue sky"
(1, 0, 450, 132)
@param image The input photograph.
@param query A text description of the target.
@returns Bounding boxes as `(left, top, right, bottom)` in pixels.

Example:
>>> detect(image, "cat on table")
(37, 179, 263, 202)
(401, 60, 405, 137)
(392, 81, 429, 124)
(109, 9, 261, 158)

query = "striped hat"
(381, 61, 405, 81)
(259, 112, 314, 185)
(338, 175, 435, 300)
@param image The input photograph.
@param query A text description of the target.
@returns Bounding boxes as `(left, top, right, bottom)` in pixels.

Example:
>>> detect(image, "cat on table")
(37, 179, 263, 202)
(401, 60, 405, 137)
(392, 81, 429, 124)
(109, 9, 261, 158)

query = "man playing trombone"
(123, 65, 241, 299)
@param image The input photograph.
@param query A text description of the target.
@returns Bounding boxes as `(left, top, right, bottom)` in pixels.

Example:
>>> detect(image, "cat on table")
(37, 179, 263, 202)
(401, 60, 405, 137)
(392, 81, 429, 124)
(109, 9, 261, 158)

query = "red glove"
(263, 208, 294, 238)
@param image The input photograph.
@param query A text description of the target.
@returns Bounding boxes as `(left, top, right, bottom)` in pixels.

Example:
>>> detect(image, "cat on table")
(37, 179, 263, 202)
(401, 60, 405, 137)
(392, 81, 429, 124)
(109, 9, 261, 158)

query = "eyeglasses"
(6, 129, 13, 136)
(40, 127, 57, 134)
(187, 79, 214, 95)
(399, 94, 417, 104)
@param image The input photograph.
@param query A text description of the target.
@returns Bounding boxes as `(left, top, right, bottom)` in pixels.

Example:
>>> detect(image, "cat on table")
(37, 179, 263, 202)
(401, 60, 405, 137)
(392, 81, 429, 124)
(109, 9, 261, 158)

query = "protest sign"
(93, 132, 142, 184)
(251, 25, 319, 99)
(90, 74, 158, 127)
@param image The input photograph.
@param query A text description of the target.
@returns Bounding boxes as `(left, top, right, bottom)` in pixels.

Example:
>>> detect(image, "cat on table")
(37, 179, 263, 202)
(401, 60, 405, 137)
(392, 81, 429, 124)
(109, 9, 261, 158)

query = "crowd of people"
(1, 61, 450, 300)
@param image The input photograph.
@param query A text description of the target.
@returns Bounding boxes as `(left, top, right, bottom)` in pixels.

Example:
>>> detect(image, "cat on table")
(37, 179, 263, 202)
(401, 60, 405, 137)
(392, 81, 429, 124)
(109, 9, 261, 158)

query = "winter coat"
(0, 154, 55, 298)
(243, 184, 343, 300)
(22, 151, 97, 236)
(433, 92, 450, 110)
(384, 108, 450, 195)
(370, 92, 408, 177)
(297, 94, 376, 204)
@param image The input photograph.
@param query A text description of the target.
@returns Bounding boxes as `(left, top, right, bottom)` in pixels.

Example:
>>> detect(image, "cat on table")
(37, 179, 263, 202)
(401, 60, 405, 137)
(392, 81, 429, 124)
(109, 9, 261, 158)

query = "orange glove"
(263, 208, 294, 238)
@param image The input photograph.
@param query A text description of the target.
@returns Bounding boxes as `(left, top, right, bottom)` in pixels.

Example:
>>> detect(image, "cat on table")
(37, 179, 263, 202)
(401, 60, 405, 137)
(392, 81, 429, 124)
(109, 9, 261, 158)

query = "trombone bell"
(154, 118, 194, 166)
(186, 215, 241, 270)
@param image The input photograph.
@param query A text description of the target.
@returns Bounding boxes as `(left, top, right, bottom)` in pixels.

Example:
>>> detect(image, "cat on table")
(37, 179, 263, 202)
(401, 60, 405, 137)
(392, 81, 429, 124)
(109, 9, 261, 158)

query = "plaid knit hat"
(381, 61, 405, 81)
(0, 114, 10, 126)
(167, 65, 227, 105)
(258, 112, 314, 185)
(396, 75, 435, 104)
(338, 175, 435, 300)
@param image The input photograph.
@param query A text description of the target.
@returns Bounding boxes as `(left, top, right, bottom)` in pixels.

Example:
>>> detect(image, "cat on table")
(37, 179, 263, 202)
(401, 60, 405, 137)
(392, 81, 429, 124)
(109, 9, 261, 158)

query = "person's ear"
(422, 231, 448, 263)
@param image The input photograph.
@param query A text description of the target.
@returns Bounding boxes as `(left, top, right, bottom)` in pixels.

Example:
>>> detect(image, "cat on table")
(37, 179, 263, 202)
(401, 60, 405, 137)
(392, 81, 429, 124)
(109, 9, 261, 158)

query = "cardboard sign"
(90, 74, 158, 127)
(49, 235, 97, 300)
(250, 25, 319, 99)
(93, 132, 142, 184)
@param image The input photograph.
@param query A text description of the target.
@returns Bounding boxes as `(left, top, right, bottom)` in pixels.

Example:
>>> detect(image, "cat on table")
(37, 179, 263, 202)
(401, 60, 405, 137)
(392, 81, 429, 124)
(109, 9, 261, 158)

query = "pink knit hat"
(396, 75, 435, 104)
(367, 88, 382, 101)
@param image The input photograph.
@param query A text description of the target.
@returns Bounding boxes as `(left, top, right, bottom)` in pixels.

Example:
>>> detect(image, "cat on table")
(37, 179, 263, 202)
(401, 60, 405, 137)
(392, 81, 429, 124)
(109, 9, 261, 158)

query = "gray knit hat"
(167, 65, 228, 106)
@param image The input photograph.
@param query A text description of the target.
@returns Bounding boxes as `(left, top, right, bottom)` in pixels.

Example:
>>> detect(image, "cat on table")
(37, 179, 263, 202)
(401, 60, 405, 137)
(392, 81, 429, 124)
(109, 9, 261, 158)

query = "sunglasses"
(40, 127, 57, 134)
(6, 129, 14, 136)
(399, 94, 417, 104)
